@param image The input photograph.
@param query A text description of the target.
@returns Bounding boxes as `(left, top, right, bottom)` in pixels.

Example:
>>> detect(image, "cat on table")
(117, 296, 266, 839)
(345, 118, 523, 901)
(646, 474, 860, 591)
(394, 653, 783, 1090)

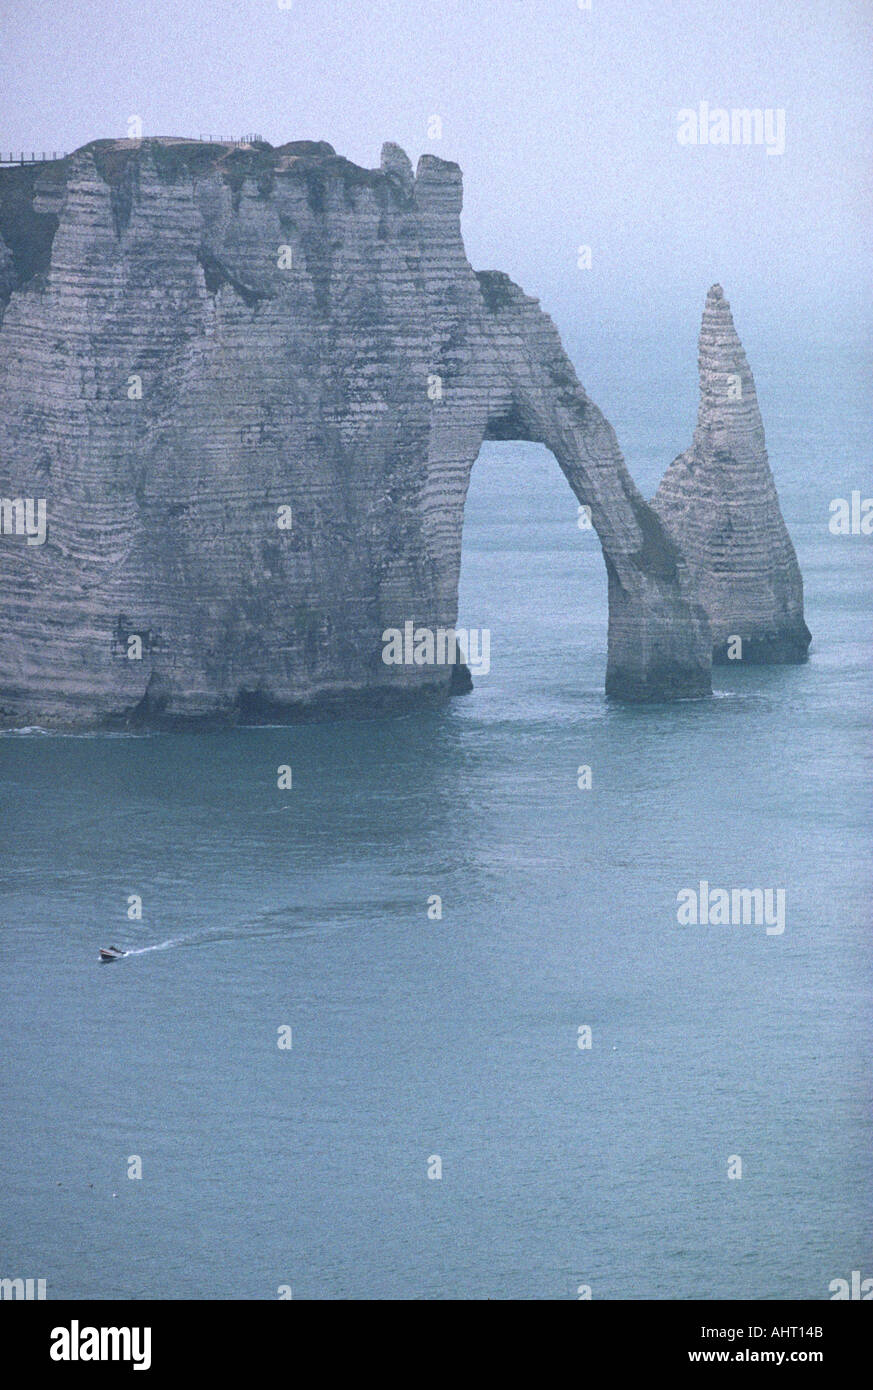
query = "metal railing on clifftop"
(0, 137, 266, 168)
(0, 152, 68, 166)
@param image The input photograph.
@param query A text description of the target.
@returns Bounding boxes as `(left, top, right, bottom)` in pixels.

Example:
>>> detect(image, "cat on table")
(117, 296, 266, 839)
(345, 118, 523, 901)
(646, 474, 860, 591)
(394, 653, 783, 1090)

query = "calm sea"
(1, 339, 870, 1299)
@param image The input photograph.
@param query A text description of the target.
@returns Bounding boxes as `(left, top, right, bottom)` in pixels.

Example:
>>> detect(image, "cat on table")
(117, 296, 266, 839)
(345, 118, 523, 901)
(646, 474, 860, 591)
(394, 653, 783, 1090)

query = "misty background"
(1, 0, 870, 479)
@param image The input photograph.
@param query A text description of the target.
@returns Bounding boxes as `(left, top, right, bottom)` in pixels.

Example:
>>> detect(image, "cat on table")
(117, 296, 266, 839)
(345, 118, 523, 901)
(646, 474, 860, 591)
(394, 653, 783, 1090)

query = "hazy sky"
(1, 0, 870, 353)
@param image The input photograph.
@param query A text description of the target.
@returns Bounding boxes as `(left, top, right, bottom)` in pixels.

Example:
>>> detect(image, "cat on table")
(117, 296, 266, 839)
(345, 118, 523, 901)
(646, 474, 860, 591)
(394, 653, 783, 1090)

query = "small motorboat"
(99, 945, 126, 962)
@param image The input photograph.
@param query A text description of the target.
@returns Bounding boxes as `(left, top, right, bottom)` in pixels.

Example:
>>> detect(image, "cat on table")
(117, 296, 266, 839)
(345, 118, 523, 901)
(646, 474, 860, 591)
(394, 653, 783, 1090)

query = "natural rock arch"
(0, 137, 804, 728)
(418, 262, 711, 703)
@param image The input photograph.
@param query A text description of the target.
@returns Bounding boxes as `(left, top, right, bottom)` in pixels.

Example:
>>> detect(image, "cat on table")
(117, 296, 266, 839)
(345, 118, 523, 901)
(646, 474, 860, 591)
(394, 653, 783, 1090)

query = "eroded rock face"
(653, 285, 810, 663)
(0, 137, 714, 727)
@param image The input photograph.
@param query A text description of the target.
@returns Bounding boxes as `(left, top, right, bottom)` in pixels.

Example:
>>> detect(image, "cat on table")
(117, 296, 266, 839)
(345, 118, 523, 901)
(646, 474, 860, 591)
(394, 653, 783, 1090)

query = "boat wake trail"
(122, 938, 186, 957)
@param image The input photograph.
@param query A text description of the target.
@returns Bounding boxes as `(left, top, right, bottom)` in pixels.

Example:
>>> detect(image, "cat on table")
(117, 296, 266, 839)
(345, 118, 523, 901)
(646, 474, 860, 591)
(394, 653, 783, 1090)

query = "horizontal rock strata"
(0, 137, 716, 726)
(653, 285, 810, 663)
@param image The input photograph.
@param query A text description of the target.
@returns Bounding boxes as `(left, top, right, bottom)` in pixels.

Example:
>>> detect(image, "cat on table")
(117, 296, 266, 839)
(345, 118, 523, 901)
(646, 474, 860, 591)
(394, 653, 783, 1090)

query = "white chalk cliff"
(0, 140, 805, 727)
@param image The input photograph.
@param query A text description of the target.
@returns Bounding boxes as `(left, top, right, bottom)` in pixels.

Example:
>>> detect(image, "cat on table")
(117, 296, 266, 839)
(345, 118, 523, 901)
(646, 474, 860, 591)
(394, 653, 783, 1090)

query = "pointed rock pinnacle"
(653, 285, 811, 663)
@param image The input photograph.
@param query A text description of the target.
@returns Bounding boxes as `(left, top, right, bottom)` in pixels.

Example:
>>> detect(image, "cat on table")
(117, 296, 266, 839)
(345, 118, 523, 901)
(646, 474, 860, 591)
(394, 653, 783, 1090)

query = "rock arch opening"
(456, 440, 609, 702)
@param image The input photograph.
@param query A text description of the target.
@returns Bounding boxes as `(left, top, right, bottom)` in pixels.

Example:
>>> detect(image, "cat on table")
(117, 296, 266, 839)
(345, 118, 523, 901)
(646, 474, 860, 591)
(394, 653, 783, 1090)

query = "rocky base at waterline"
(0, 139, 804, 727)
(112, 674, 472, 731)
(712, 630, 811, 666)
(604, 658, 712, 702)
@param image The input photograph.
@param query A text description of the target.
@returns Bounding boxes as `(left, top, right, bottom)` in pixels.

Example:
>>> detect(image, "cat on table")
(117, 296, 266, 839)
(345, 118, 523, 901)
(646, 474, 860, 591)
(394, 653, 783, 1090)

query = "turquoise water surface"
(1, 340, 870, 1299)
